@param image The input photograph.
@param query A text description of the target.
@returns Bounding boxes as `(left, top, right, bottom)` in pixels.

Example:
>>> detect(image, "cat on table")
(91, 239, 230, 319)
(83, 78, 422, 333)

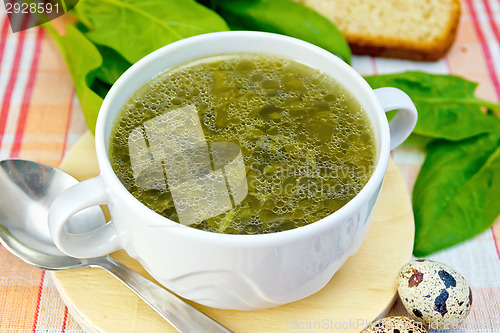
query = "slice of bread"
(297, 0, 461, 61)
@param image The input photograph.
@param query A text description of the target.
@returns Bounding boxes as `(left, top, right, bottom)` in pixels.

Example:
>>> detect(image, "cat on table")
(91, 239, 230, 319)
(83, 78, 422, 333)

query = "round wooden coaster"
(51, 131, 414, 333)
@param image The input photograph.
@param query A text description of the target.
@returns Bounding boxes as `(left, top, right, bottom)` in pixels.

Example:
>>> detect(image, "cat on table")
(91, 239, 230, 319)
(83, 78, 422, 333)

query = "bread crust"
(301, 0, 461, 61)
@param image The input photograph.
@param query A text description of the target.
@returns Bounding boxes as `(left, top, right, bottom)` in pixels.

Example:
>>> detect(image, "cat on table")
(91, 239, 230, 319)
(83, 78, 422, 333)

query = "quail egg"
(398, 259, 472, 329)
(362, 316, 427, 332)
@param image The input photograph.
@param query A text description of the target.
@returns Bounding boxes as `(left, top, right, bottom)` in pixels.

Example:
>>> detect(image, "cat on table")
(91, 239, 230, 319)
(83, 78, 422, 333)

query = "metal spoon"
(0, 159, 233, 333)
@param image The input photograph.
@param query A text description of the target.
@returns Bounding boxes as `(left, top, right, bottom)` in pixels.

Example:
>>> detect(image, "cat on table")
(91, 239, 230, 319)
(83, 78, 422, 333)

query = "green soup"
(109, 53, 376, 234)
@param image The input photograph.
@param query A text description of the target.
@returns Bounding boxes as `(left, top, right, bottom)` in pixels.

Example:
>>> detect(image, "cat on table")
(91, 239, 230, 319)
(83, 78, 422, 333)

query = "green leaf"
(72, 0, 230, 64)
(43, 23, 103, 132)
(401, 134, 436, 149)
(365, 71, 500, 256)
(210, 0, 351, 64)
(364, 71, 500, 141)
(90, 79, 112, 100)
(413, 134, 500, 256)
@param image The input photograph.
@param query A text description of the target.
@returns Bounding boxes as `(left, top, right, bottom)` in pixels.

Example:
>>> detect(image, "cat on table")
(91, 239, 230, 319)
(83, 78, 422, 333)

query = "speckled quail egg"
(361, 316, 427, 333)
(398, 259, 472, 329)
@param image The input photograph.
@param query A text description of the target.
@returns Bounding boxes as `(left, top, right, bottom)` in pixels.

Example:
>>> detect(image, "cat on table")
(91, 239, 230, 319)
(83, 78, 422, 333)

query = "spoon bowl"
(0, 159, 104, 268)
(0, 159, 232, 333)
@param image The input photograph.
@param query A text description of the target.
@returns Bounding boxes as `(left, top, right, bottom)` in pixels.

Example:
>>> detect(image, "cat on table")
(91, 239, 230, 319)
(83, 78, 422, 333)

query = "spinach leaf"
(413, 134, 500, 256)
(366, 71, 500, 255)
(401, 133, 436, 149)
(93, 45, 132, 86)
(207, 0, 351, 64)
(90, 78, 112, 100)
(365, 71, 500, 141)
(44, 23, 103, 132)
(72, 0, 230, 64)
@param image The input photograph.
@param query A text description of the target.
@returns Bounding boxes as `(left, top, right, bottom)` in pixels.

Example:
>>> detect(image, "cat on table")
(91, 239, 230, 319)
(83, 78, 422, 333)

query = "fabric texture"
(0, 0, 499, 331)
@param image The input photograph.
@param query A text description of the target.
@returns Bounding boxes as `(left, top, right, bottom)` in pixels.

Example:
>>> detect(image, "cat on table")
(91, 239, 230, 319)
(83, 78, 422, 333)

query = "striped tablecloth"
(0, 0, 499, 332)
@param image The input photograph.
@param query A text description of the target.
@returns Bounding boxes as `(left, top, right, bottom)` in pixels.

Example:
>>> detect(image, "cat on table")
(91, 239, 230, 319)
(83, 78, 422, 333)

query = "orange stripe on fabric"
(0, 285, 44, 330)
(0, 14, 31, 148)
(11, 28, 44, 158)
(465, 0, 500, 101)
(59, 88, 75, 164)
(446, 0, 499, 101)
(0, 247, 45, 330)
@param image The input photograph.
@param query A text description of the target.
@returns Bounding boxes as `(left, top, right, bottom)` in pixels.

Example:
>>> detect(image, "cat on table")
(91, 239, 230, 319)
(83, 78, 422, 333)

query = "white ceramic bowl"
(49, 31, 417, 310)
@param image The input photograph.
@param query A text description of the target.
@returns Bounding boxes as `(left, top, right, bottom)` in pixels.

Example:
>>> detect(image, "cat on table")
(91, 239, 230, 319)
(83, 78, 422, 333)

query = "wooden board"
(51, 131, 414, 333)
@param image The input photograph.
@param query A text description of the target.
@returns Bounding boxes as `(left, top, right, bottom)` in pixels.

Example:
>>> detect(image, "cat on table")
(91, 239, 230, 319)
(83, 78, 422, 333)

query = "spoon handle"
(91, 256, 234, 333)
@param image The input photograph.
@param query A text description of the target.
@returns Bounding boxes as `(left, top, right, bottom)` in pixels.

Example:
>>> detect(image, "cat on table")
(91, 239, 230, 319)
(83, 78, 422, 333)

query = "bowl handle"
(374, 87, 418, 150)
(48, 176, 121, 258)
